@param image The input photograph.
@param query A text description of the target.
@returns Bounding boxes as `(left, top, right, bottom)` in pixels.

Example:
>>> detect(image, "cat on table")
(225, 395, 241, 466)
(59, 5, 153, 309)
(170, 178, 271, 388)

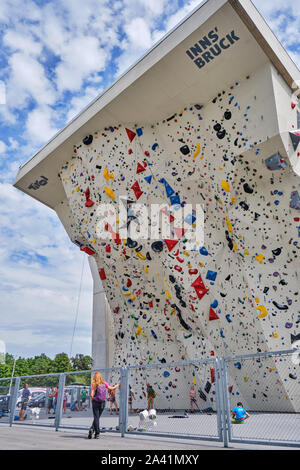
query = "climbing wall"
(56, 63, 300, 411)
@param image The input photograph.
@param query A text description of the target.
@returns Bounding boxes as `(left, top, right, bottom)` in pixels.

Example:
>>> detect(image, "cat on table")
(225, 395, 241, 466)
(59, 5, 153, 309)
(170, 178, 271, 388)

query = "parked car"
(28, 392, 46, 408)
(16, 388, 47, 408)
(0, 394, 11, 413)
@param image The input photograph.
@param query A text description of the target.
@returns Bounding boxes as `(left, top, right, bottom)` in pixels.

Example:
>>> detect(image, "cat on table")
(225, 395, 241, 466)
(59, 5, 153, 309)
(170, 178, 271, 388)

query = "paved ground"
(0, 423, 298, 450)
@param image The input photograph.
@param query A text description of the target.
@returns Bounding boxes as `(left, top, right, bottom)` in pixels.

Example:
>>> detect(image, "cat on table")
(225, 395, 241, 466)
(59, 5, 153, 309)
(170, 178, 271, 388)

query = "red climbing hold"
(191, 276, 208, 299)
(174, 228, 186, 240)
(125, 128, 136, 143)
(136, 163, 146, 174)
(210, 368, 215, 384)
(99, 268, 106, 280)
(80, 246, 96, 256)
(209, 307, 219, 321)
(84, 188, 95, 207)
(164, 239, 179, 252)
(131, 181, 143, 200)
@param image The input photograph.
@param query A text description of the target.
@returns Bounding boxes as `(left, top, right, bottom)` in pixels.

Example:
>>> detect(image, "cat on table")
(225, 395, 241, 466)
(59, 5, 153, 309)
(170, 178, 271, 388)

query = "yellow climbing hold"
(135, 251, 147, 260)
(165, 289, 172, 300)
(104, 168, 114, 181)
(244, 377, 249, 382)
(192, 143, 201, 159)
(104, 186, 116, 200)
(273, 332, 278, 338)
(226, 218, 233, 233)
(144, 266, 148, 274)
(244, 249, 249, 255)
(256, 305, 268, 319)
(221, 180, 231, 192)
(192, 378, 197, 385)
(255, 254, 265, 264)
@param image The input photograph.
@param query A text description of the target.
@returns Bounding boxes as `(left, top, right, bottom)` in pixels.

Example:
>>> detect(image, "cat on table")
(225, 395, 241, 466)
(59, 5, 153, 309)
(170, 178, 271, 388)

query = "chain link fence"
(222, 350, 300, 447)
(0, 350, 299, 447)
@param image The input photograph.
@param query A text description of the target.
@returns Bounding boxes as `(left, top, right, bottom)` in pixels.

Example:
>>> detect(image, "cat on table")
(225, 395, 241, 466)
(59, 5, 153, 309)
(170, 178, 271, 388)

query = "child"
(146, 383, 156, 411)
(189, 385, 200, 413)
(231, 402, 250, 423)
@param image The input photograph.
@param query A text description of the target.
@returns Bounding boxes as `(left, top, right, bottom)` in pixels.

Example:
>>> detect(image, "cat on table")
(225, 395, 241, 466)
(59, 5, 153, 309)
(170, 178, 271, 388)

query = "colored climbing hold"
(256, 305, 268, 319)
(221, 180, 231, 192)
(125, 128, 136, 143)
(209, 307, 219, 321)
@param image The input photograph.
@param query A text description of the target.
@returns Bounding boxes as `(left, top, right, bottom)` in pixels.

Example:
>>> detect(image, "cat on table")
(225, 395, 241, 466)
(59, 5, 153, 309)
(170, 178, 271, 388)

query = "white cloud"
(25, 105, 59, 146)
(55, 36, 108, 92)
(0, 141, 7, 154)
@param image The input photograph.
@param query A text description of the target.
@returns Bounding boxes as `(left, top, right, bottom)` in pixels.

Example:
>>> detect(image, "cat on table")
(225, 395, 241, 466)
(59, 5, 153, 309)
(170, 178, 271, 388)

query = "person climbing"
(146, 383, 156, 411)
(88, 372, 120, 439)
(108, 388, 118, 415)
(231, 402, 250, 424)
(19, 384, 31, 421)
(189, 385, 200, 413)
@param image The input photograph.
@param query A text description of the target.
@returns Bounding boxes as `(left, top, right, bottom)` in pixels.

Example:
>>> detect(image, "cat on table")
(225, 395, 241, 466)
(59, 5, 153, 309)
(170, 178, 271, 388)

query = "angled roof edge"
(14, 0, 300, 186)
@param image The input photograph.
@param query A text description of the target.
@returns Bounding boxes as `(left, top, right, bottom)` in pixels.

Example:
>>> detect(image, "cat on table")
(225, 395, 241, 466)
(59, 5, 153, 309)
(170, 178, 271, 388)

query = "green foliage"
(0, 352, 92, 383)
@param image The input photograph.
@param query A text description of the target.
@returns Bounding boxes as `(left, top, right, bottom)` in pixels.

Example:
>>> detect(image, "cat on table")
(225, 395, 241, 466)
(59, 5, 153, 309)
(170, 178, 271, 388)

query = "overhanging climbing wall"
(55, 60, 300, 412)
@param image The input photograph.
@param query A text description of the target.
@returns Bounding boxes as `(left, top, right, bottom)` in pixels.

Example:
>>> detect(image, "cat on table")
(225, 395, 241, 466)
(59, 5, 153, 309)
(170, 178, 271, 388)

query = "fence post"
(55, 373, 65, 431)
(219, 358, 230, 447)
(119, 367, 129, 437)
(214, 359, 224, 442)
(9, 376, 20, 427)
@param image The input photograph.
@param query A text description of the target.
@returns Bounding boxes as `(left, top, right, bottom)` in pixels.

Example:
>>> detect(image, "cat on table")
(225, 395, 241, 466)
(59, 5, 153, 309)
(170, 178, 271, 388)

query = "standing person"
(88, 372, 120, 439)
(81, 387, 88, 410)
(46, 387, 55, 414)
(231, 402, 250, 424)
(189, 385, 200, 413)
(108, 388, 118, 415)
(63, 389, 68, 414)
(19, 384, 31, 421)
(128, 385, 135, 413)
(53, 386, 58, 414)
(146, 383, 156, 411)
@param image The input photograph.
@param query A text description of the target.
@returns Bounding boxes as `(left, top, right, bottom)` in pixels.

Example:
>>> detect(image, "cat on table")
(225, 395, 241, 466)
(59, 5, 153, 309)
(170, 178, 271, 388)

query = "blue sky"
(0, 0, 299, 360)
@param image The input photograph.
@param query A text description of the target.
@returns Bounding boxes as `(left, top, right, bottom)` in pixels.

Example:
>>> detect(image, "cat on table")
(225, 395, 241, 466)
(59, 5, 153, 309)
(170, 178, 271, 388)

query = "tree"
(71, 354, 92, 371)
(52, 353, 72, 373)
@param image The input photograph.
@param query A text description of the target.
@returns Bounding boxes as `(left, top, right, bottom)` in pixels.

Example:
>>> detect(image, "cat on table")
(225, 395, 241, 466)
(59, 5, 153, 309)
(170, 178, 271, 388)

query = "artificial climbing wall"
(57, 61, 300, 411)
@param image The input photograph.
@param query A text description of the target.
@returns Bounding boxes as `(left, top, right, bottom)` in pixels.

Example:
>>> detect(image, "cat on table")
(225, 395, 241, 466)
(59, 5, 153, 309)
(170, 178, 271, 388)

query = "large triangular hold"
(209, 307, 219, 321)
(191, 276, 206, 289)
(136, 163, 146, 174)
(125, 128, 136, 143)
(289, 130, 300, 151)
(164, 239, 179, 251)
(194, 286, 208, 300)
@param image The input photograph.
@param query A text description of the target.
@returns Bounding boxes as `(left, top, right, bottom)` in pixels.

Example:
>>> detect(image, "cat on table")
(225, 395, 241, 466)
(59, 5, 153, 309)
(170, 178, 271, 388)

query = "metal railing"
(0, 349, 299, 448)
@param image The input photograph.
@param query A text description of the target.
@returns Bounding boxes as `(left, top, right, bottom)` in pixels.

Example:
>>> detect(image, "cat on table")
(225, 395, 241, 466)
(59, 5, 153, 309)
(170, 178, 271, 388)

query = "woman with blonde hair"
(88, 372, 120, 439)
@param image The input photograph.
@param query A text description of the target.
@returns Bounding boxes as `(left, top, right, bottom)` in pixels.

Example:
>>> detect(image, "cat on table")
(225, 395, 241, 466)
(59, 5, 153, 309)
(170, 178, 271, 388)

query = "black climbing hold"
(291, 333, 300, 344)
(126, 238, 138, 249)
(213, 123, 222, 132)
(83, 135, 93, 145)
(217, 129, 226, 139)
(272, 248, 282, 257)
(224, 111, 232, 120)
(243, 183, 254, 194)
(169, 275, 176, 283)
(272, 301, 288, 310)
(263, 287, 269, 294)
(151, 241, 164, 252)
(289, 373, 297, 380)
(225, 275, 231, 281)
(198, 389, 207, 401)
(180, 145, 190, 155)
(204, 381, 211, 393)
(146, 252, 152, 261)
(239, 201, 249, 211)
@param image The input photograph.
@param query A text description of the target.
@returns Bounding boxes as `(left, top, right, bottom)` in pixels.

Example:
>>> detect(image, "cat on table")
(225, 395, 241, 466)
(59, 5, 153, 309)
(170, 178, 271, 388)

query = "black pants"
(91, 400, 105, 435)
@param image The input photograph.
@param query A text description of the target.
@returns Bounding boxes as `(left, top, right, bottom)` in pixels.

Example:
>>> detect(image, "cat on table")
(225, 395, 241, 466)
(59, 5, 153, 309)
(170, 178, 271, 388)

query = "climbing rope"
(69, 254, 85, 359)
